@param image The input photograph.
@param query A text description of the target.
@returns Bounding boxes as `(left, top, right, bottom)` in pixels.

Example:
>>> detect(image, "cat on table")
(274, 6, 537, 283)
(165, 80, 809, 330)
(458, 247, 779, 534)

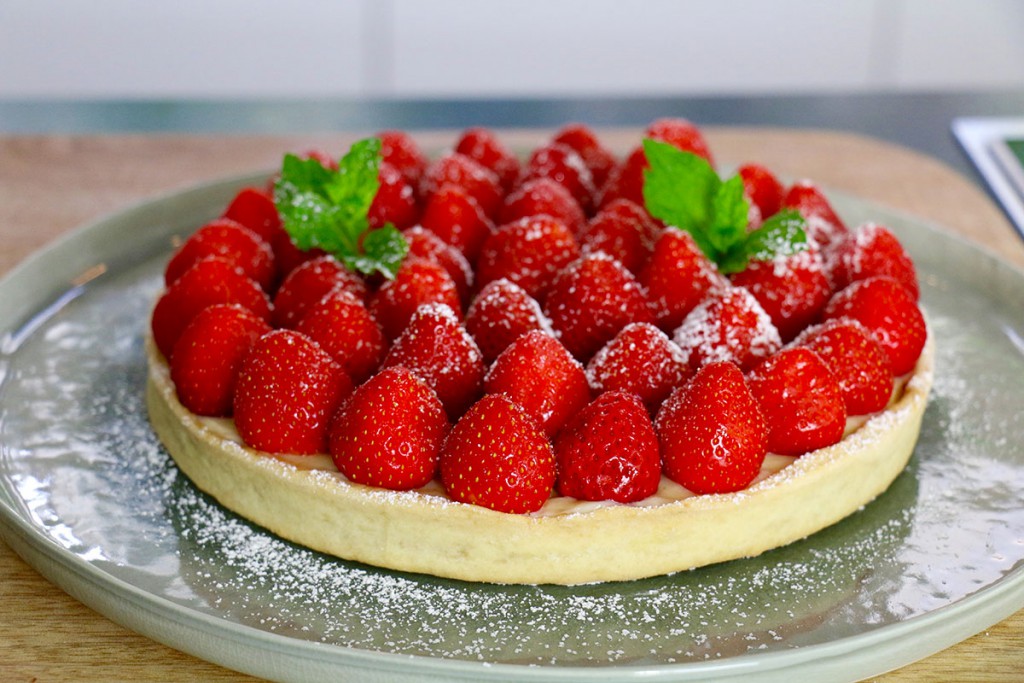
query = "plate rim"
(1, 172, 1023, 682)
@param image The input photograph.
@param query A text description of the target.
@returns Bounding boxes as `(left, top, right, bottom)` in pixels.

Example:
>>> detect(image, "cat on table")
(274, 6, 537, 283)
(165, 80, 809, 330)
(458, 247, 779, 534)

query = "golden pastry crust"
(146, 335, 933, 585)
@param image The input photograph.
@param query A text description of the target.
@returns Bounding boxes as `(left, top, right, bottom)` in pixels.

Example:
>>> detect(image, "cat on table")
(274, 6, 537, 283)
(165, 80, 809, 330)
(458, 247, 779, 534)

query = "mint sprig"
(273, 137, 408, 279)
(641, 138, 807, 273)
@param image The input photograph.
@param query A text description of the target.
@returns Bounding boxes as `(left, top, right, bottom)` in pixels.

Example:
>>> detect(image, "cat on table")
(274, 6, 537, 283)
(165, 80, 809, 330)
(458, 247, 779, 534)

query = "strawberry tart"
(146, 121, 933, 585)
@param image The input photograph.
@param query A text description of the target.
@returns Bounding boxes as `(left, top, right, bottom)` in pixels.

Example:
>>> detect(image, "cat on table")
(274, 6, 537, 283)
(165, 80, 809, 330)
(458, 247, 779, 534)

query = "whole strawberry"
(747, 347, 847, 456)
(381, 303, 485, 418)
(169, 304, 272, 417)
(829, 222, 919, 301)
(464, 278, 553, 364)
(454, 127, 521, 192)
(543, 252, 654, 361)
(164, 218, 276, 291)
(233, 329, 353, 455)
(524, 142, 597, 214)
(369, 257, 462, 340)
(440, 393, 556, 514)
(656, 362, 768, 495)
(586, 322, 691, 415)
(272, 255, 368, 329)
(420, 152, 503, 219)
(330, 366, 449, 490)
(221, 187, 282, 244)
(580, 199, 658, 275)
(552, 123, 617, 190)
(640, 229, 728, 332)
(737, 163, 784, 220)
(673, 286, 782, 372)
(645, 118, 716, 167)
(294, 286, 386, 384)
(554, 391, 661, 503)
(822, 275, 927, 376)
(151, 256, 272, 359)
(367, 161, 419, 231)
(401, 225, 473, 303)
(729, 242, 833, 342)
(475, 215, 581, 301)
(783, 180, 849, 252)
(499, 177, 587, 236)
(418, 184, 495, 263)
(484, 330, 591, 437)
(793, 317, 894, 415)
(376, 129, 428, 188)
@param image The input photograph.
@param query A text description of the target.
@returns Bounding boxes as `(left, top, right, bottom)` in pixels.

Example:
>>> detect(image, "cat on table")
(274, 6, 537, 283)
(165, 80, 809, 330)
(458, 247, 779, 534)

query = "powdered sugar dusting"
(673, 287, 782, 369)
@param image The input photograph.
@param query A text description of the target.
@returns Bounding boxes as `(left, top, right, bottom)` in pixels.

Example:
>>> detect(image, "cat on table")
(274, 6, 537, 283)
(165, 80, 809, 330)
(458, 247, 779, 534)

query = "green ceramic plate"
(1, 174, 1022, 682)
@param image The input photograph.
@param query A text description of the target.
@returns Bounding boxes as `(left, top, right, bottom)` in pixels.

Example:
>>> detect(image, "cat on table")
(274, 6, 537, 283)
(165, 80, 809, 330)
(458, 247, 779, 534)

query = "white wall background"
(1, 0, 1020, 99)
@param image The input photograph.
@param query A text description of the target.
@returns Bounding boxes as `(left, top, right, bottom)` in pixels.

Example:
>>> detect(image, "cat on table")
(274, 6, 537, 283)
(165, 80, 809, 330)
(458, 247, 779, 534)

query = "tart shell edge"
(146, 335, 934, 585)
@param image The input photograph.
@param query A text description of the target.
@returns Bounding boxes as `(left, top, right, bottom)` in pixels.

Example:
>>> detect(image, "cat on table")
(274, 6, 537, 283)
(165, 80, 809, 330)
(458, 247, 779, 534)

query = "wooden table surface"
(0, 128, 1021, 682)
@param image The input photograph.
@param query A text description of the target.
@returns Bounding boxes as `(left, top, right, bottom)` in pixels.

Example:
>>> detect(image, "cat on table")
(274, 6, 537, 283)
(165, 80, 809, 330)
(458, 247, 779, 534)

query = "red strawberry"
(783, 180, 848, 252)
(165, 218, 275, 291)
(822, 276, 927, 376)
(402, 225, 473, 303)
(829, 222, 919, 301)
(747, 347, 847, 456)
(586, 322, 691, 415)
(737, 163, 784, 219)
(555, 390, 661, 503)
(640, 229, 728, 332)
(454, 127, 522, 191)
(673, 286, 782, 372)
(270, 230, 325, 280)
(233, 329, 353, 455)
(475, 215, 581, 300)
(552, 123, 617, 190)
(272, 255, 368, 329)
(368, 161, 419, 231)
(483, 330, 591, 437)
(592, 197, 660, 244)
(369, 257, 462, 340)
(169, 304, 272, 417)
(543, 253, 654, 361)
(729, 243, 833, 342)
(464, 278, 552, 364)
(418, 184, 495, 263)
(579, 199, 657, 275)
(420, 152, 503, 219)
(294, 287, 386, 384)
(793, 318, 894, 415)
(499, 177, 587, 236)
(524, 142, 597, 214)
(656, 361, 768, 494)
(377, 130, 428, 189)
(439, 393, 555, 513)
(151, 256, 272, 359)
(645, 118, 715, 167)
(598, 146, 647, 208)
(222, 187, 281, 244)
(381, 303, 484, 418)
(329, 366, 449, 490)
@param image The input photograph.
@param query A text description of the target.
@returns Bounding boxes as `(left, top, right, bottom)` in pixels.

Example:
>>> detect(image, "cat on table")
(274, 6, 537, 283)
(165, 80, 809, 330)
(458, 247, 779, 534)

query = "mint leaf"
(273, 137, 407, 279)
(707, 174, 749, 255)
(349, 225, 408, 280)
(745, 209, 808, 263)
(641, 138, 718, 254)
(641, 138, 807, 273)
